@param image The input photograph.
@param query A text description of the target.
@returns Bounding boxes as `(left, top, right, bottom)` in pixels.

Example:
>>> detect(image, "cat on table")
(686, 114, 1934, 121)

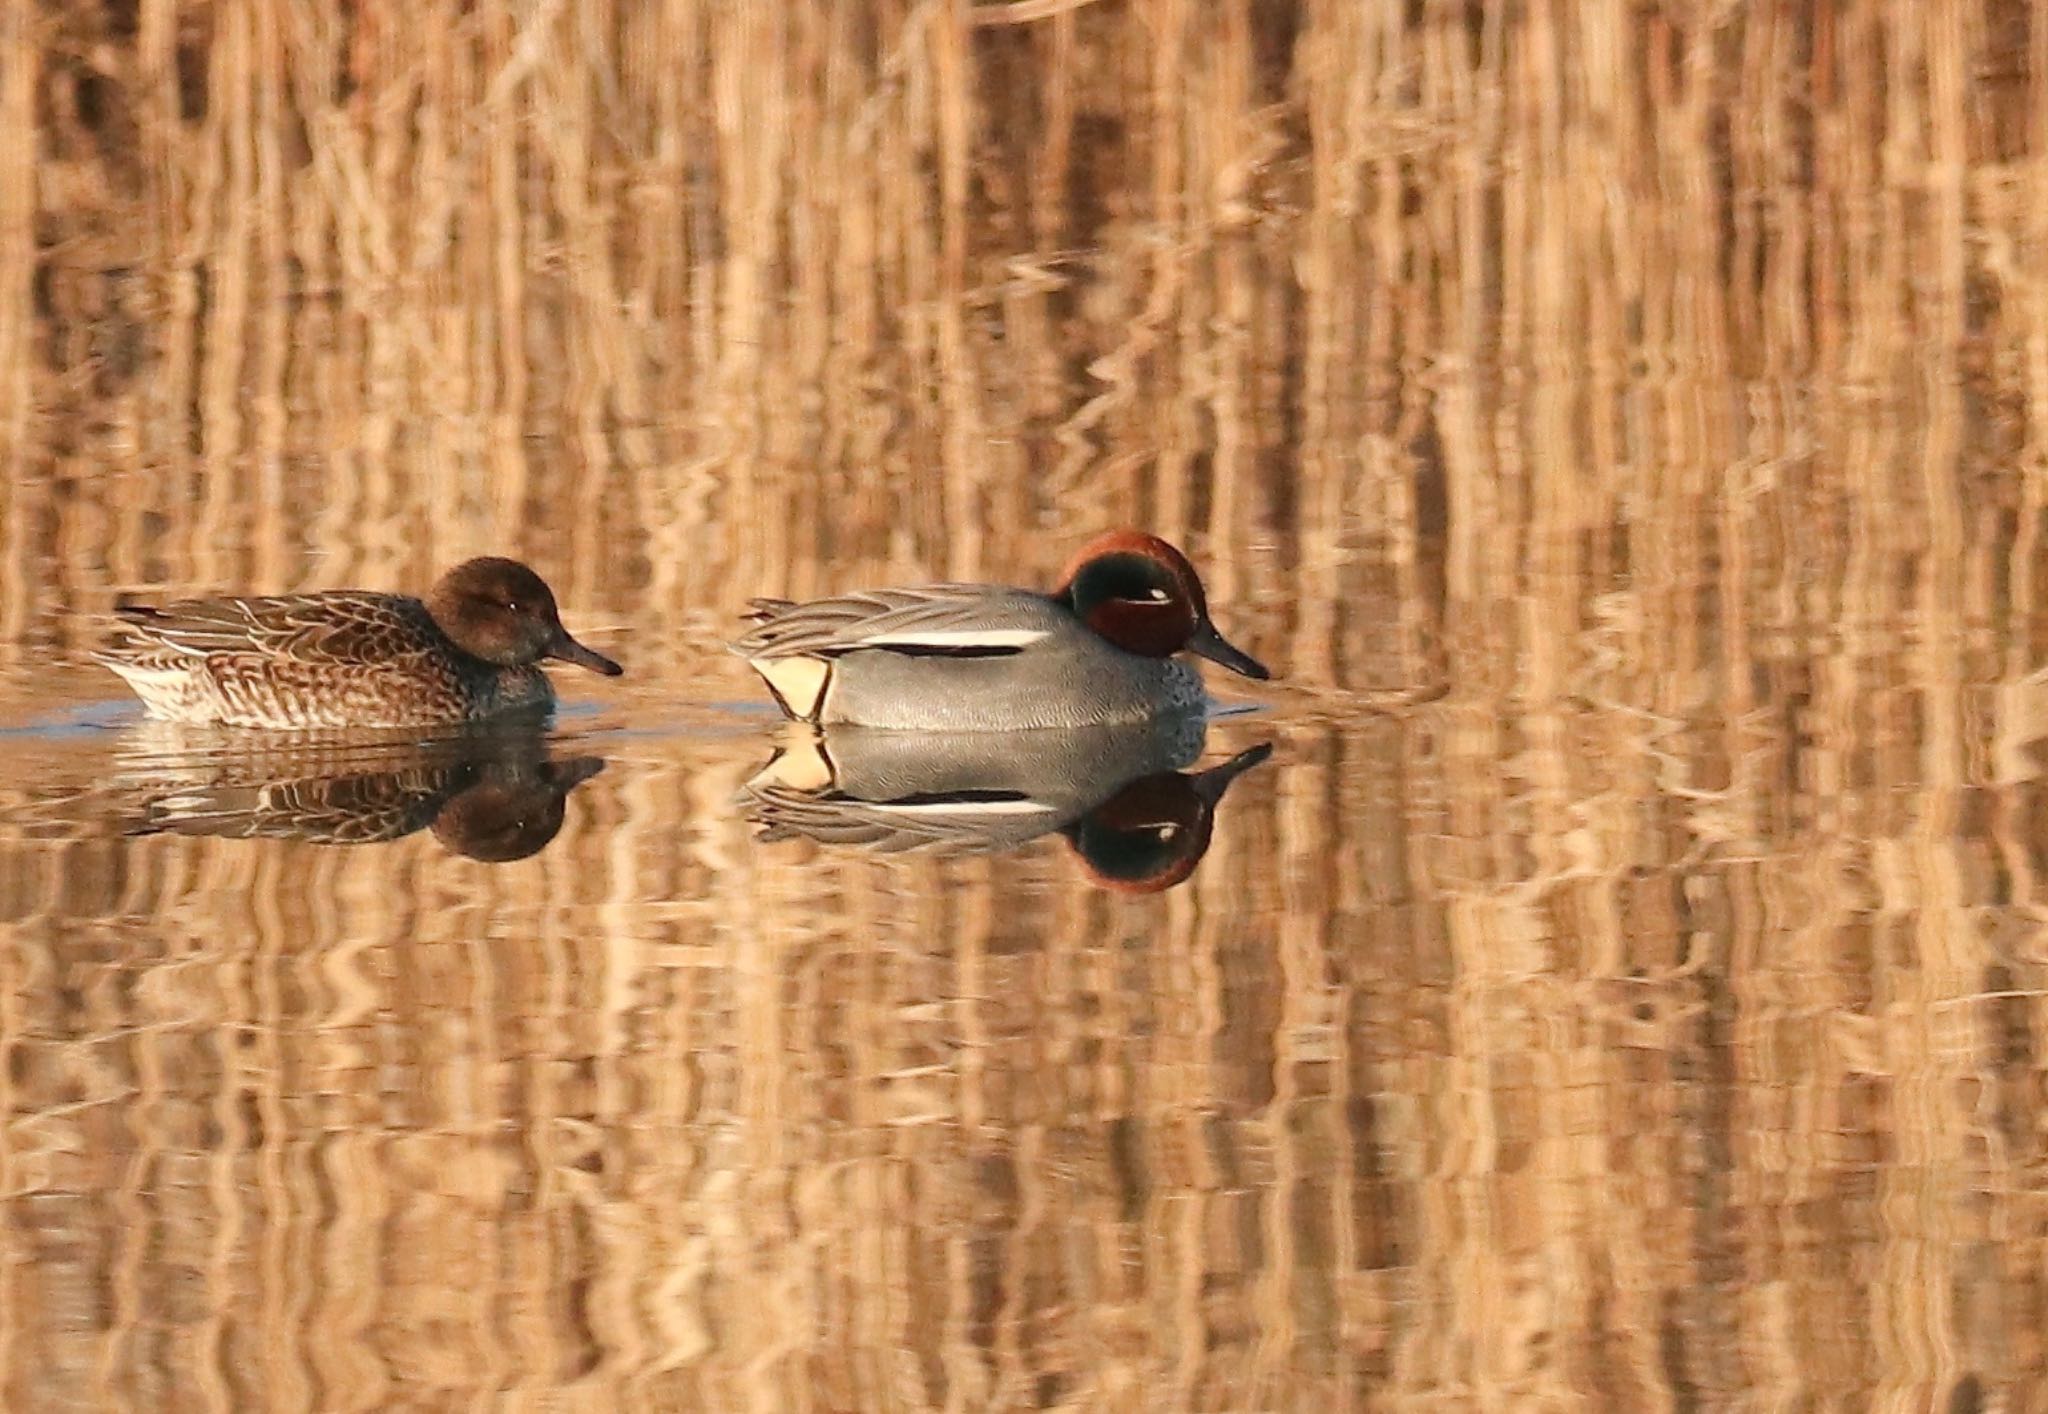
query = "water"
(11, 0, 2048, 1407)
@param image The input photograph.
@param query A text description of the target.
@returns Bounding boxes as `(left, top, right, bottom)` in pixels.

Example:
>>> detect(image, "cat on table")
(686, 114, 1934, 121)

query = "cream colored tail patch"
(752, 655, 831, 720)
(747, 730, 835, 791)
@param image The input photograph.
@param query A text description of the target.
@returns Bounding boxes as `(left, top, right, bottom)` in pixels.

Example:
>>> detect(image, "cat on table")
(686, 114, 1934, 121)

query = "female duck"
(733, 530, 1268, 729)
(97, 557, 622, 729)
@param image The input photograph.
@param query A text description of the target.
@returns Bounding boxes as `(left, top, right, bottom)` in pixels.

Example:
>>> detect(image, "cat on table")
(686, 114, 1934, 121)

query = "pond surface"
(10, 1, 2048, 1408)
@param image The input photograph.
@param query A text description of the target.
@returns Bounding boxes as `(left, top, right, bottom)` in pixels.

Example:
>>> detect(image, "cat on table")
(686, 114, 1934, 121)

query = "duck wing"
(731, 586, 1068, 659)
(101, 593, 438, 668)
(744, 782, 1061, 852)
(133, 765, 460, 845)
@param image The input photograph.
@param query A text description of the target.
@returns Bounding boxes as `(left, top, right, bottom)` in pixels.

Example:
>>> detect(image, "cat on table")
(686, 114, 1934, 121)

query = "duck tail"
(743, 597, 797, 625)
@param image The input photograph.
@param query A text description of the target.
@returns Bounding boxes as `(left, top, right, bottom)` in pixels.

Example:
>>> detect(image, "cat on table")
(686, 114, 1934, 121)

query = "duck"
(732, 530, 1269, 729)
(742, 714, 1272, 891)
(95, 557, 622, 729)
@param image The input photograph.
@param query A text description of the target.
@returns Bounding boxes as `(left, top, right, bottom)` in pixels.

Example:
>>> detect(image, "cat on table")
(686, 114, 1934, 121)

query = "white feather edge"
(859, 628, 1051, 649)
(867, 798, 1057, 816)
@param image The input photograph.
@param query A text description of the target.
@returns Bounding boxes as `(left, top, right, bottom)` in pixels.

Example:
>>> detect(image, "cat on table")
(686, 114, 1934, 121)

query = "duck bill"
(543, 755, 608, 790)
(1192, 741, 1275, 806)
(1186, 621, 1270, 680)
(547, 631, 624, 677)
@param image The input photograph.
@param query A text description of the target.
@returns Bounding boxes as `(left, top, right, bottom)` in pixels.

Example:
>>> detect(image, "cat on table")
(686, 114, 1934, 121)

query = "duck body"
(733, 532, 1267, 731)
(96, 559, 622, 731)
(738, 586, 1208, 729)
(747, 713, 1211, 847)
(99, 592, 551, 729)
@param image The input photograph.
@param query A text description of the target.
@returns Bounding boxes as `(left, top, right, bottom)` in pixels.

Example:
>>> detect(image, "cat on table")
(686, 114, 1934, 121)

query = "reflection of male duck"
(742, 715, 1271, 892)
(119, 729, 604, 863)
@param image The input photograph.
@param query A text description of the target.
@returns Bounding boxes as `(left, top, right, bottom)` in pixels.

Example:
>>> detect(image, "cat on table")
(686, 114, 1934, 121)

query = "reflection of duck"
(96, 557, 622, 729)
(742, 715, 1271, 892)
(121, 731, 605, 863)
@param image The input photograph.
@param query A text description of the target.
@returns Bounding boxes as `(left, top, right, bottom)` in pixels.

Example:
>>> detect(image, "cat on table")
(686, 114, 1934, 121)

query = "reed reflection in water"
(8, 0, 2048, 1407)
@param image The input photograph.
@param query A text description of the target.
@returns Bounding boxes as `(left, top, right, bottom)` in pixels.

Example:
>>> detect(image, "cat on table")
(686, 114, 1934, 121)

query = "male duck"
(97, 557, 622, 729)
(733, 530, 1268, 729)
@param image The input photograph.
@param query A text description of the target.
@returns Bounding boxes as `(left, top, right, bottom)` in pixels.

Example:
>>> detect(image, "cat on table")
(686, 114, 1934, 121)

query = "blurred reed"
(4, 0, 2048, 1407)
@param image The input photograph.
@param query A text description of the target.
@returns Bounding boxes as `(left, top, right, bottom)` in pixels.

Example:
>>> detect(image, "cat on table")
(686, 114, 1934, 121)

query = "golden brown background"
(7, 0, 2048, 1407)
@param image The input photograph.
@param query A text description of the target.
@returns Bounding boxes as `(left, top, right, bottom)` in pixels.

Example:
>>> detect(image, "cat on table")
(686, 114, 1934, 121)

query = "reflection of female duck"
(742, 715, 1271, 892)
(122, 731, 604, 863)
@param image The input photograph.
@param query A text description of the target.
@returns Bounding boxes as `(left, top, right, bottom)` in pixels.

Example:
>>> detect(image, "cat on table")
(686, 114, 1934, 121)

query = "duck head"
(427, 558, 623, 676)
(1055, 531, 1269, 680)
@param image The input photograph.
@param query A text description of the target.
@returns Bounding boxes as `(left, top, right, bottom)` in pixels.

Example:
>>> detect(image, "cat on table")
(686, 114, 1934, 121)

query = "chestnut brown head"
(426, 558, 622, 676)
(1054, 531, 1268, 679)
